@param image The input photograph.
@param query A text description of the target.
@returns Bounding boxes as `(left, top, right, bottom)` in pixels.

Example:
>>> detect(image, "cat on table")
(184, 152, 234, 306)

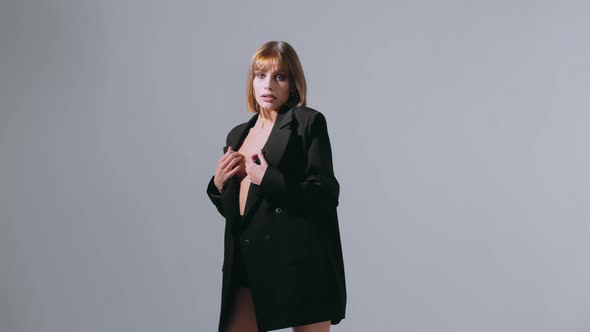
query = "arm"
(206, 174, 225, 217)
(258, 111, 340, 213)
(205, 140, 233, 218)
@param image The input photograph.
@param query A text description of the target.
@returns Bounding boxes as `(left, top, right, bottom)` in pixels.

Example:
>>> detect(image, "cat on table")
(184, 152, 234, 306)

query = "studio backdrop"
(1, 1, 589, 331)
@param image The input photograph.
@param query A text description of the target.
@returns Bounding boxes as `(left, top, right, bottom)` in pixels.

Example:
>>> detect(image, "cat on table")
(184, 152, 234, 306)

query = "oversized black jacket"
(206, 105, 346, 332)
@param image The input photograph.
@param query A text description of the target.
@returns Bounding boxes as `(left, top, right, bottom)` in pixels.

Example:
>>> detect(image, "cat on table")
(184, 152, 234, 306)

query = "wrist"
(213, 178, 223, 193)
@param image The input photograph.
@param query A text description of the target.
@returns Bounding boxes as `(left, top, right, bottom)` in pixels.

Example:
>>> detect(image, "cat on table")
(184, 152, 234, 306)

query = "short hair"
(246, 41, 307, 113)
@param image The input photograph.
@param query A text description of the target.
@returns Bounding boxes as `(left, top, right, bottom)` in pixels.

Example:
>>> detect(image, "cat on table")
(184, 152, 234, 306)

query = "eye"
(256, 72, 265, 78)
(276, 74, 287, 81)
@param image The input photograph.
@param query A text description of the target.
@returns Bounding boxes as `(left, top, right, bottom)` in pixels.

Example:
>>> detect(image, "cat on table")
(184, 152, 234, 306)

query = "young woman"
(206, 40, 346, 332)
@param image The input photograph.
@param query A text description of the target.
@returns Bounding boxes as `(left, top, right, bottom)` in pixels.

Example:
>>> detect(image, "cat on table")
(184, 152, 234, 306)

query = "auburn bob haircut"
(246, 41, 307, 113)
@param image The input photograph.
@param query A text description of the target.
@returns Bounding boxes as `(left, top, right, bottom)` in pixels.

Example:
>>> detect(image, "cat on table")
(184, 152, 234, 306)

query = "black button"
(264, 234, 271, 241)
(275, 207, 283, 214)
(244, 239, 250, 246)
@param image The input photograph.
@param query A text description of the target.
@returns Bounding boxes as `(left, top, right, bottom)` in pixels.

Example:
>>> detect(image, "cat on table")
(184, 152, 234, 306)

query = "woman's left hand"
(245, 149, 268, 185)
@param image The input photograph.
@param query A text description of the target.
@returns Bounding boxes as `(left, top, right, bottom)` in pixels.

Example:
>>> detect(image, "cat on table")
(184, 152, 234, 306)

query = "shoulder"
(293, 106, 330, 134)
(224, 116, 253, 145)
(293, 105, 324, 122)
(227, 121, 248, 137)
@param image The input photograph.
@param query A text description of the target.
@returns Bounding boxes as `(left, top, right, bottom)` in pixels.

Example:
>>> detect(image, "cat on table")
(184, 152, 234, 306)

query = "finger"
(257, 149, 267, 166)
(219, 145, 232, 159)
(226, 165, 241, 177)
(219, 155, 233, 168)
(223, 155, 242, 172)
(229, 154, 242, 167)
(245, 158, 254, 172)
(221, 152, 242, 168)
(223, 151, 240, 163)
(245, 156, 254, 166)
(219, 150, 232, 163)
(222, 146, 239, 159)
(249, 151, 261, 164)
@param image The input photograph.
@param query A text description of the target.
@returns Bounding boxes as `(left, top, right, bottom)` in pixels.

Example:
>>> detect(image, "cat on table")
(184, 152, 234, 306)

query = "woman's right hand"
(213, 146, 243, 193)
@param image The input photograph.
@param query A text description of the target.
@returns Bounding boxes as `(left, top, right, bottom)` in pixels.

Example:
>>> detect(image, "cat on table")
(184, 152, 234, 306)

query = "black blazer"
(206, 105, 346, 332)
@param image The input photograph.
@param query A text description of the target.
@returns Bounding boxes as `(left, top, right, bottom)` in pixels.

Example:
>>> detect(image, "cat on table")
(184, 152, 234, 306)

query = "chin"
(258, 102, 277, 110)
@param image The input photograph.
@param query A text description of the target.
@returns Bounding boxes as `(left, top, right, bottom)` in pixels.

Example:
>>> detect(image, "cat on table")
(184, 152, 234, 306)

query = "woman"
(206, 41, 346, 332)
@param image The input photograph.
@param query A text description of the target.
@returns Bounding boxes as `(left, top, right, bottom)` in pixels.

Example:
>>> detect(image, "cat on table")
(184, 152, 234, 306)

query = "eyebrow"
(255, 67, 288, 74)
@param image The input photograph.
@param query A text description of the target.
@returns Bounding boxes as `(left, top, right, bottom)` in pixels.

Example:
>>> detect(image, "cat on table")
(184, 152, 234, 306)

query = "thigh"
(224, 288, 258, 332)
(292, 320, 331, 332)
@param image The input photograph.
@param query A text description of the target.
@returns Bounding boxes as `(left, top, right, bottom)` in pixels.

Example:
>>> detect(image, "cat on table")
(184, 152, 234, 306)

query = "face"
(252, 66, 291, 111)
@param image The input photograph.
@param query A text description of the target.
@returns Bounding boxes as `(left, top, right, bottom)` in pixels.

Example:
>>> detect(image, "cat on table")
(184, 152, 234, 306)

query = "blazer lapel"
(223, 104, 294, 221)
(260, 104, 294, 167)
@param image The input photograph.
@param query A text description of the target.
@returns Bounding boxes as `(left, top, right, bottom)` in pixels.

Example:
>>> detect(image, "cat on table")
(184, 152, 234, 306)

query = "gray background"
(1, 1, 589, 331)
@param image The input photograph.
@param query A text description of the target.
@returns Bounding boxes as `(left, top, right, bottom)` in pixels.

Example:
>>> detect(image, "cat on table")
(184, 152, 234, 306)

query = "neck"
(256, 108, 278, 129)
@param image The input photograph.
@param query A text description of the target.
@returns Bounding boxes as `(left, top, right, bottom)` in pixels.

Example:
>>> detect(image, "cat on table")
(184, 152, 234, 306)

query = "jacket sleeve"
(206, 140, 232, 218)
(206, 174, 225, 217)
(258, 111, 340, 213)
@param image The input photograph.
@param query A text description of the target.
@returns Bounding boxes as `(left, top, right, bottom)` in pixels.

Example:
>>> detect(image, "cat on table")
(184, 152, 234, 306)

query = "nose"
(263, 76, 273, 90)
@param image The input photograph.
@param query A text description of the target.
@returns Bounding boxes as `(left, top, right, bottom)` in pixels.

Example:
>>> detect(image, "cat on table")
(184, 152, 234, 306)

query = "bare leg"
(224, 288, 258, 332)
(292, 320, 331, 332)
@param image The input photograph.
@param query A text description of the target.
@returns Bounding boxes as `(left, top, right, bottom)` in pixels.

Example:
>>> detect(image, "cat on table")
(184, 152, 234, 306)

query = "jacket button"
(244, 239, 250, 246)
(265, 234, 271, 241)
(275, 207, 283, 214)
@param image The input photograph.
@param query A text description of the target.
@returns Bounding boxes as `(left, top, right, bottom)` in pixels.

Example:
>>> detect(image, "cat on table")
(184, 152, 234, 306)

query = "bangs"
(252, 52, 288, 73)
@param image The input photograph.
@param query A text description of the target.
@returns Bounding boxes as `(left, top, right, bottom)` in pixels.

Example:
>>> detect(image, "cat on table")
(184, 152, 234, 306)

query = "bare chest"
(238, 127, 272, 158)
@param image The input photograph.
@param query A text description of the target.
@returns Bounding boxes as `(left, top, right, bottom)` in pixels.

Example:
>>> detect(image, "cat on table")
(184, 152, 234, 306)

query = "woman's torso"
(237, 125, 272, 216)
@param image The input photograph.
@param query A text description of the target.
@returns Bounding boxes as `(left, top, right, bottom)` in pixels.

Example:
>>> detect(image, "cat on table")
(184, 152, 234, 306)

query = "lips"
(260, 94, 276, 101)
